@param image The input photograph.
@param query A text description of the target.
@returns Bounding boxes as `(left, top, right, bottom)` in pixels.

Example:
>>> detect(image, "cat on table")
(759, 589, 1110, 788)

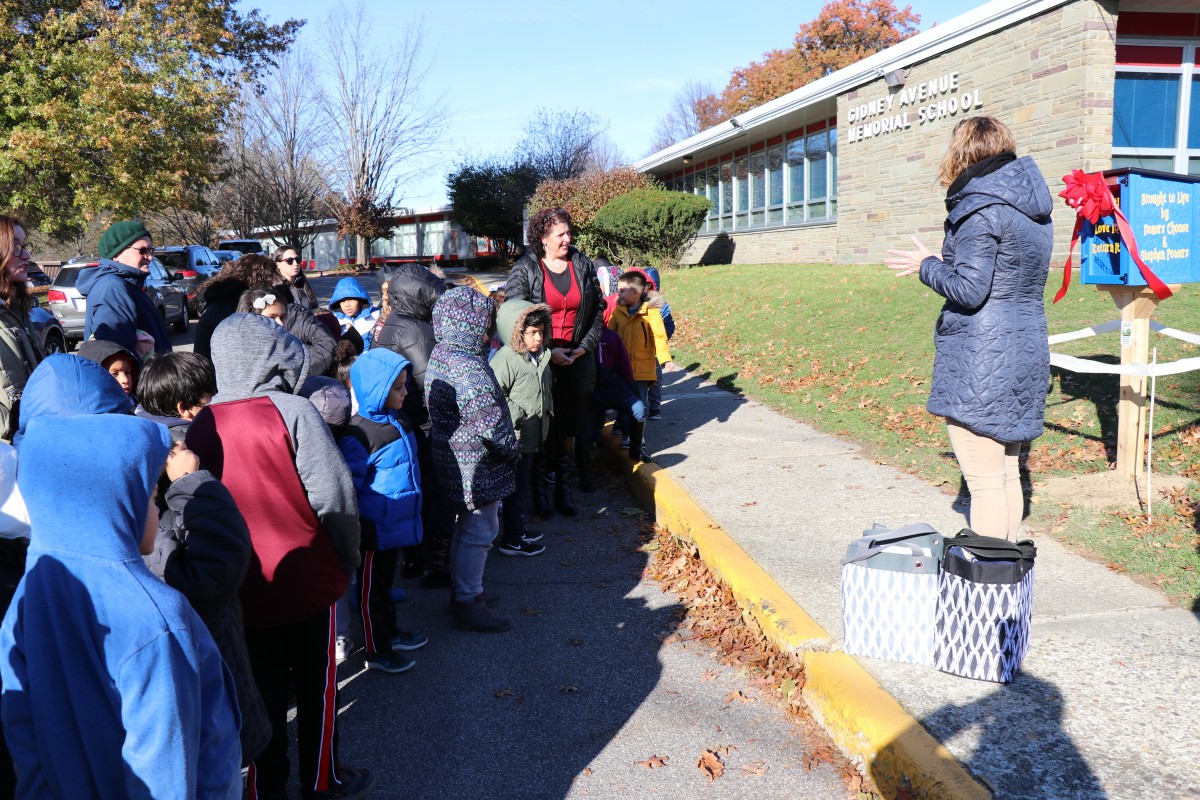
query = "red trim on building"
(1117, 12, 1200, 37)
(734, 147, 749, 157)
(808, 119, 828, 133)
(1115, 44, 1185, 66)
(706, 158, 719, 167)
(786, 127, 805, 140)
(766, 135, 784, 146)
(749, 142, 765, 152)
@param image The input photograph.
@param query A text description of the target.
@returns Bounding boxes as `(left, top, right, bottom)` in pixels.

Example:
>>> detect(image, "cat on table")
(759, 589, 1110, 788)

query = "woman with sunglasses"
(77, 219, 172, 358)
(272, 247, 318, 313)
(0, 216, 43, 442)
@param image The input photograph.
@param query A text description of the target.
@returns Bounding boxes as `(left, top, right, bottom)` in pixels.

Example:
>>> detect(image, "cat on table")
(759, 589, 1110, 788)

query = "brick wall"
(681, 223, 837, 265)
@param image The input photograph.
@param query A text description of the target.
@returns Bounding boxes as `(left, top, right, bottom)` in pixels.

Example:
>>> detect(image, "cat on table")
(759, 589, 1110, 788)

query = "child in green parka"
(490, 299, 552, 557)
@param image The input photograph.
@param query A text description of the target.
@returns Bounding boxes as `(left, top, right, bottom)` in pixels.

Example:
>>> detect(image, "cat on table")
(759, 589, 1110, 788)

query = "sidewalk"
(616, 369, 1200, 800)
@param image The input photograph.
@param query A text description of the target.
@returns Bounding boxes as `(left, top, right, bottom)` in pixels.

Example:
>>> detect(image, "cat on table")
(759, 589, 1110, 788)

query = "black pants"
(356, 549, 398, 655)
(245, 604, 341, 798)
(547, 365, 589, 464)
(501, 452, 534, 541)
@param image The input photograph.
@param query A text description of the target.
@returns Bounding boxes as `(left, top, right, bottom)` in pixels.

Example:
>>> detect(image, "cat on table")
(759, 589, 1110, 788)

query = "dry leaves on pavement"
(637, 755, 669, 769)
(696, 749, 725, 781)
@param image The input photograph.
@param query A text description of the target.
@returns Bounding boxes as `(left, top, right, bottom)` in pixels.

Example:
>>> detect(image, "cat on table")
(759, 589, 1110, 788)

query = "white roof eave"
(635, 0, 1076, 173)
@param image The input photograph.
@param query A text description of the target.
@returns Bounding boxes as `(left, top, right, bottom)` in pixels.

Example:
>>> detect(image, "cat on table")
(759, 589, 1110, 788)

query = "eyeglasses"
(278, 257, 299, 265)
(13, 243, 30, 257)
(132, 247, 155, 257)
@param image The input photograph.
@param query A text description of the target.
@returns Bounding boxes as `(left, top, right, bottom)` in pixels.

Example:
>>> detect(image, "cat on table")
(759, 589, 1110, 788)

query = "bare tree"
(319, 4, 448, 263)
(247, 49, 328, 254)
(584, 132, 628, 174)
(516, 109, 605, 182)
(649, 80, 723, 153)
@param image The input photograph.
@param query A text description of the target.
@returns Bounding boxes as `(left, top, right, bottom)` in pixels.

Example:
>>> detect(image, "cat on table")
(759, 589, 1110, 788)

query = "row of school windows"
(663, 123, 838, 234)
(1111, 41, 1200, 175)
(294, 219, 475, 268)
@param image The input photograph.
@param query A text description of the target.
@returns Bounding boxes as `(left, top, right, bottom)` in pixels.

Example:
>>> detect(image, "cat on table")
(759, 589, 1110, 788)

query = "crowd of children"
(0, 240, 677, 798)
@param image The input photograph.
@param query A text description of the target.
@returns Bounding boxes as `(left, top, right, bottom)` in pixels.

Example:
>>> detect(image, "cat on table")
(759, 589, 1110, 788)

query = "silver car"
(47, 259, 188, 347)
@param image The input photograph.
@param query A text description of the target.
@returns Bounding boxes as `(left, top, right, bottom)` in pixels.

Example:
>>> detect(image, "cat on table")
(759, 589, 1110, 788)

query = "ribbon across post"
(1053, 169, 1173, 304)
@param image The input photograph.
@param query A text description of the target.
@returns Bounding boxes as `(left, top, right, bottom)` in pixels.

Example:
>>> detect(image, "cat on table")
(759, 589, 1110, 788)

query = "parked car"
(47, 259, 188, 346)
(28, 305, 67, 355)
(216, 239, 265, 256)
(213, 249, 240, 265)
(156, 245, 223, 315)
(24, 263, 53, 290)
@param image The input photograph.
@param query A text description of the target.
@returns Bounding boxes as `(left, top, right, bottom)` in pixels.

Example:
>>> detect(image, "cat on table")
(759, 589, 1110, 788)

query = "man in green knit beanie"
(77, 220, 172, 356)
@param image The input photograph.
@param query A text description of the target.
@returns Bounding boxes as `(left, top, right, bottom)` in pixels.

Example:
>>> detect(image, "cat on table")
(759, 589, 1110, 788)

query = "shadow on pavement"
(906, 672, 1106, 800)
(645, 367, 748, 471)
(330, 488, 680, 800)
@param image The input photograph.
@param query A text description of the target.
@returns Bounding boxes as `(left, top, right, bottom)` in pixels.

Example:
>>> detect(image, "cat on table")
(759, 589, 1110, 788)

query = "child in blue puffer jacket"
(338, 347, 427, 674)
(329, 277, 380, 348)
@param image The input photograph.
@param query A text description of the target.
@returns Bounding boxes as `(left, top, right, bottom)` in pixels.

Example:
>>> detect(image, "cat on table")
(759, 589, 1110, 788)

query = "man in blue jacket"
(78, 219, 172, 356)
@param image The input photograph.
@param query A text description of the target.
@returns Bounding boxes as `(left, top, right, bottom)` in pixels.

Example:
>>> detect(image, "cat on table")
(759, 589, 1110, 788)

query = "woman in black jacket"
(506, 207, 604, 515)
(886, 116, 1053, 541)
(272, 245, 318, 312)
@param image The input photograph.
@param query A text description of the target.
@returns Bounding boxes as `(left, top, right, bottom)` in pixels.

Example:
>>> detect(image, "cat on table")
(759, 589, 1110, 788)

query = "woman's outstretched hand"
(885, 235, 934, 278)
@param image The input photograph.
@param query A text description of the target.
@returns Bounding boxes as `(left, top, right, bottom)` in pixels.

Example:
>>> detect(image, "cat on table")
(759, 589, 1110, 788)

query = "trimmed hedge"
(526, 167, 659, 256)
(591, 189, 711, 269)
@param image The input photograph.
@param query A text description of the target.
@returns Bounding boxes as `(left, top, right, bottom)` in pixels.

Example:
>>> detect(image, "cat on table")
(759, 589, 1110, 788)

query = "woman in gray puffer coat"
(887, 116, 1053, 540)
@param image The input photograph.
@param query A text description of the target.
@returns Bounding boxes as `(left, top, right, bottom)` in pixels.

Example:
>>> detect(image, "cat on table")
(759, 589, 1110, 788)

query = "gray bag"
(841, 523, 944, 665)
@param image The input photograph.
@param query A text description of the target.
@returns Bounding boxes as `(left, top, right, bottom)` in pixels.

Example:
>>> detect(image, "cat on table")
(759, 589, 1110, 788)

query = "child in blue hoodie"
(338, 347, 427, 674)
(0, 411, 242, 799)
(329, 277, 380, 349)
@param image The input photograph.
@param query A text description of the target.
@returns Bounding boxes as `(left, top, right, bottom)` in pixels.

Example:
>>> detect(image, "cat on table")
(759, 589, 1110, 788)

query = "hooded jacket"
(607, 291, 672, 383)
(373, 264, 446, 425)
(329, 277, 380, 346)
(77, 258, 172, 356)
(489, 300, 553, 453)
(919, 155, 1054, 443)
(186, 313, 358, 627)
(15, 354, 133, 449)
(338, 348, 423, 550)
(0, 413, 241, 799)
(78, 338, 139, 390)
(425, 287, 519, 510)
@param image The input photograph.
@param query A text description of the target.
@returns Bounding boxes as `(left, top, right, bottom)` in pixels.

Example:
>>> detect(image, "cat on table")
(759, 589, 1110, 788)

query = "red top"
(187, 396, 349, 627)
(541, 260, 580, 348)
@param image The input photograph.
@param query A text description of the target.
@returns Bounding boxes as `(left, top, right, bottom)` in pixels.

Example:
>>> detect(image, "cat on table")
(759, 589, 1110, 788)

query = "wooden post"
(1095, 285, 1176, 477)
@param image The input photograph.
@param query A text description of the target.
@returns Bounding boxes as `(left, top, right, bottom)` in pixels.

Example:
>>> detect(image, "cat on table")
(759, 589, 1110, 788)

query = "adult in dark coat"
(887, 115, 1053, 541)
(506, 207, 604, 515)
(77, 220, 172, 356)
(272, 245, 318, 312)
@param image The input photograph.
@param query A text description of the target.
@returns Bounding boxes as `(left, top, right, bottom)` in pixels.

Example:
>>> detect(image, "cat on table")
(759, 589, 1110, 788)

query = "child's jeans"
(648, 363, 663, 416)
(501, 453, 534, 542)
(450, 501, 500, 601)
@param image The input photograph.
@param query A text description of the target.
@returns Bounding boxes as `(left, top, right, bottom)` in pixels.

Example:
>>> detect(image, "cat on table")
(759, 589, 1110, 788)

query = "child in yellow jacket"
(607, 271, 675, 462)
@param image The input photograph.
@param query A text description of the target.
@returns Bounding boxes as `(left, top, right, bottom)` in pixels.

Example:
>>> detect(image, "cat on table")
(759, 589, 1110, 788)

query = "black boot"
(577, 440, 595, 493)
(555, 439, 578, 516)
(628, 420, 650, 463)
(532, 454, 554, 519)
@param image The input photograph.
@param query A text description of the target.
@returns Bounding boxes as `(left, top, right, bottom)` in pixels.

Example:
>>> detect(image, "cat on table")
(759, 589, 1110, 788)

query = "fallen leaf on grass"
(700, 669, 720, 682)
(493, 688, 515, 699)
(724, 690, 754, 704)
(559, 684, 580, 694)
(696, 749, 725, 781)
(741, 761, 769, 777)
(637, 755, 669, 769)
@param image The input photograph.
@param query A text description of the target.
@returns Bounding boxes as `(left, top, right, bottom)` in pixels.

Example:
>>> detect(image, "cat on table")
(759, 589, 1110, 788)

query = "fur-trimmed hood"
(496, 300, 551, 355)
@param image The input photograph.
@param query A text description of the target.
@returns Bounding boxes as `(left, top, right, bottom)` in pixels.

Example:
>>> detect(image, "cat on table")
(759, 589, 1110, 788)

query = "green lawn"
(666, 263, 1200, 608)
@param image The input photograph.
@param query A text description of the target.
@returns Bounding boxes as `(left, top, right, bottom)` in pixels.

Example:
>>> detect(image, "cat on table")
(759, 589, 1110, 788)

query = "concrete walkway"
(624, 369, 1200, 800)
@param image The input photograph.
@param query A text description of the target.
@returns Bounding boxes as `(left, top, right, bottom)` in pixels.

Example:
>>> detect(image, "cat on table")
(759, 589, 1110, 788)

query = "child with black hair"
(134, 351, 217, 442)
(607, 272, 675, 462)
(77, 339, 139, 397)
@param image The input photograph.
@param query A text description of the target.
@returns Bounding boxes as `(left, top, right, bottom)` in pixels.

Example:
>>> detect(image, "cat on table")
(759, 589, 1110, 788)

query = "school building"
(634, 0, 1198, 265)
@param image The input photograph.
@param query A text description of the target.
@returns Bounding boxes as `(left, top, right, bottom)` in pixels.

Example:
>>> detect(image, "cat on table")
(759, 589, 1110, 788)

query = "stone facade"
(681, 223, 837, 265)
(679, 0, 1119, 267)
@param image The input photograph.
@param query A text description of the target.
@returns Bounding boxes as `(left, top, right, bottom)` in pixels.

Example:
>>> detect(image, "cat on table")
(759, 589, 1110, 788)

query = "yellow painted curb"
(604, 433, 990, 800)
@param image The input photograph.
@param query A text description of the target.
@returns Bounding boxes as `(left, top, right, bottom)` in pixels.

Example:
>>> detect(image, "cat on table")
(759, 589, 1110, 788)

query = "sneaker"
(631, 448, 654, 463)
(451, 596, 511, 633)
(521, 530, 544, 543)
(497, 538, 546, 557)
(649, 411, 662, 420)
(334, 636, 358, 664)
(304, 767, 376, 800)
(390, 630, 428, 651)
(364, 652, 416, 674)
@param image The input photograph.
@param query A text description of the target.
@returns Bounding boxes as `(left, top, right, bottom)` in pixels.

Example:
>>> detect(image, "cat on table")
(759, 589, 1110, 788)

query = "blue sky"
(250, 0, 979, 208)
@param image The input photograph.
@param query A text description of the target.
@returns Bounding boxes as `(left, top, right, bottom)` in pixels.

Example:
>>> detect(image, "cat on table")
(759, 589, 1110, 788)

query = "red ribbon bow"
(1053, 169, 1172, 303)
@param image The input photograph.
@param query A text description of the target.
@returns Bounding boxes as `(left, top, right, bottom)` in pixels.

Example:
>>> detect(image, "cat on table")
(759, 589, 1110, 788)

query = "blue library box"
(1080, 168, 1200, 287)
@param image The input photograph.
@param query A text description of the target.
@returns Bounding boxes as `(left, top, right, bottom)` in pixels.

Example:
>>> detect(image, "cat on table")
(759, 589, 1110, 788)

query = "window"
(706, 167, 720, 233)
(719, 162, 733, 231)
(767, 145, 785, 224)
(786, 138, 805, 222)
(749, 150, 766, 227)
(734, 155, 749, 228)
(1112, 42, 1200, 174)
(807, 131, 829, 220)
